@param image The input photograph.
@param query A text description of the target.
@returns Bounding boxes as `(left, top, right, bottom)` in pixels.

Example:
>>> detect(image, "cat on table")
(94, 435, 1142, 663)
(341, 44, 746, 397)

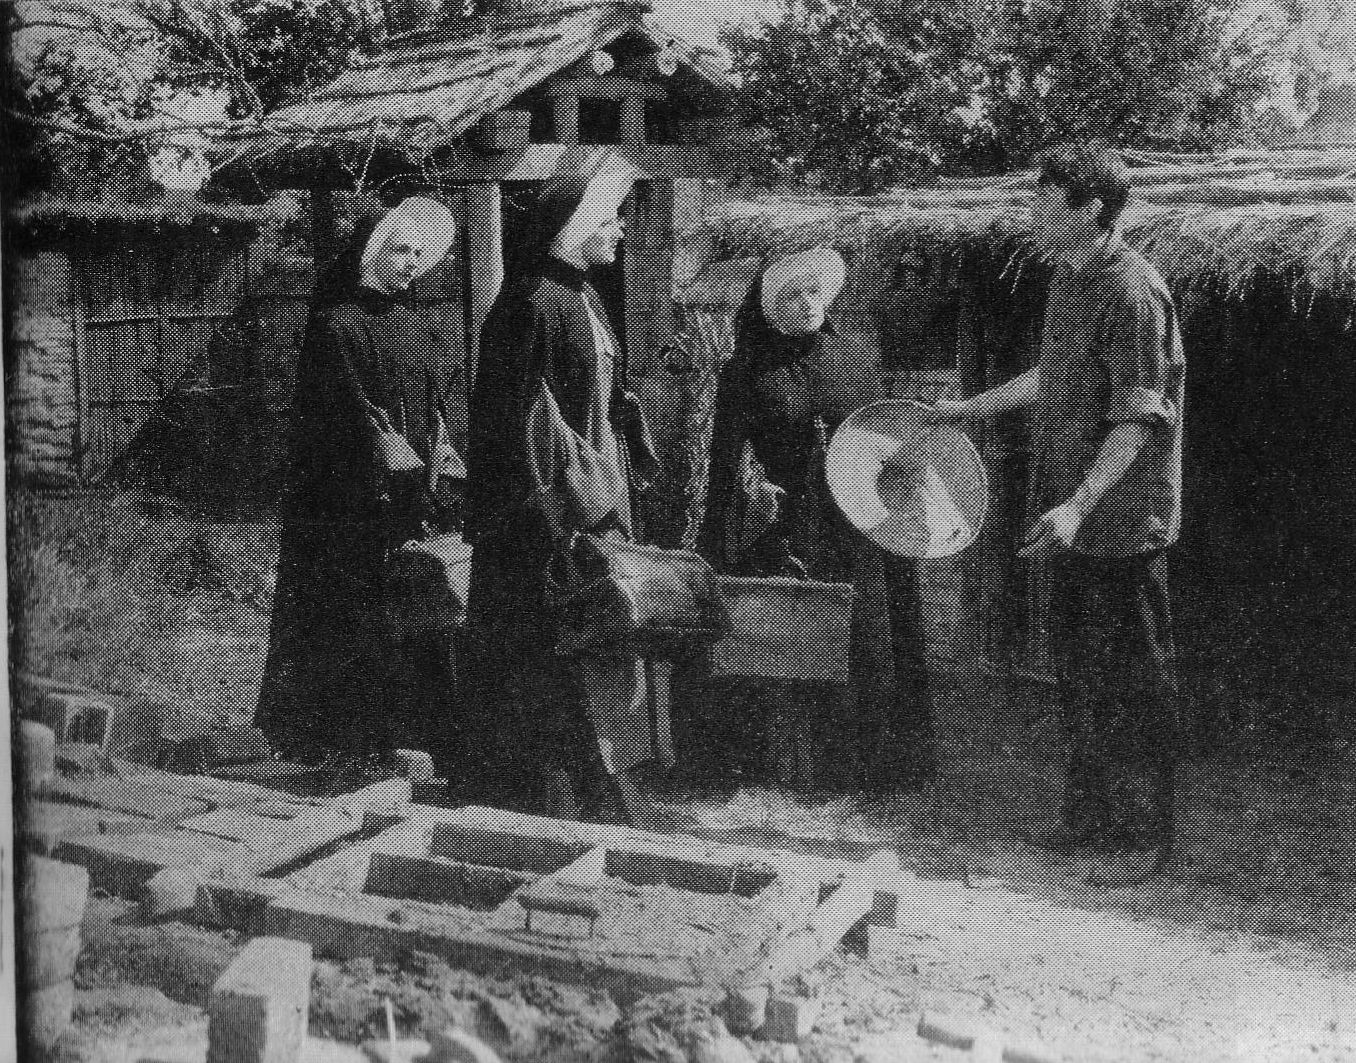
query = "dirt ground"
(11, 485, 1356, 1062)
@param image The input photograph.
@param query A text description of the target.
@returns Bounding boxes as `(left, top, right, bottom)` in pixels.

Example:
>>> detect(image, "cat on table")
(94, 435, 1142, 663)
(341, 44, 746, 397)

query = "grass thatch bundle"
(697, 150, 1356, 311)
(5, 194, 296, 243)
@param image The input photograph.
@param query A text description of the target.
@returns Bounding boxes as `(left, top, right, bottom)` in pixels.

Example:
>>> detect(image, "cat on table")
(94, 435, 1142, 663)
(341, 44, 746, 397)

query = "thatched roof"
(227, 0, 735, 184)
(4, 194, 290, 243)
(1281, 83, 1356, 151)
(687, 150, 1356, 307)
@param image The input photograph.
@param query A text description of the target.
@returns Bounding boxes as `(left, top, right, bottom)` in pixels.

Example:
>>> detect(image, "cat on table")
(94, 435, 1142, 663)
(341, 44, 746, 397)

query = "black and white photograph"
(3, 0, 1356, 1058)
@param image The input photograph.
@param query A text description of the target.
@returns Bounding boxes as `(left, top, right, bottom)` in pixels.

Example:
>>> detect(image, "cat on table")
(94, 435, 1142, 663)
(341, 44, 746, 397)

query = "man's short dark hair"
(1035, 141, 1131, 230)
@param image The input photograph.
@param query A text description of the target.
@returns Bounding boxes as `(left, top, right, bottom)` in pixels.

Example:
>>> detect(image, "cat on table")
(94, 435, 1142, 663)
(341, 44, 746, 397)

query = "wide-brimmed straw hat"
(360, 196, 456, 280)
(826, 400, 988, 559)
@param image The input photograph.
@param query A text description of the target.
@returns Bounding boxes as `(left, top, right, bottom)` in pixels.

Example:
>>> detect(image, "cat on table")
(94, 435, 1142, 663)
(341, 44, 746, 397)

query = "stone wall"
(7, 250, 82, 485)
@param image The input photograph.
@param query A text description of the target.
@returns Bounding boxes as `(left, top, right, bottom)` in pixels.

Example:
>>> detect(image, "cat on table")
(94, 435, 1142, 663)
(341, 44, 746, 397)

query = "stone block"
(19, 721, 56, 793)
(359, 1039, 431, 1063)
(764, 994, 821, 1044)
(393, 749, 435, 781)
(208, 936, 313, 1063)
(428, 1028, 504, 1063)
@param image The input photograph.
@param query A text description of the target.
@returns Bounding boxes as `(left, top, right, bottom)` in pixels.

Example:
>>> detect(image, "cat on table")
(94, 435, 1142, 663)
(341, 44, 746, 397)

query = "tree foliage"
(725, 0, 1285, 190)
(723, 0, 991, 192)
(3, 0, 371, 196)
(989, 0, 1277, 159)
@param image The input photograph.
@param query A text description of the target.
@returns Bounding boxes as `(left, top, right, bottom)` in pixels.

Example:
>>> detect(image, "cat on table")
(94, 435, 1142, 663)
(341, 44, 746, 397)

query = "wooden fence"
(7, 233, 253, 487)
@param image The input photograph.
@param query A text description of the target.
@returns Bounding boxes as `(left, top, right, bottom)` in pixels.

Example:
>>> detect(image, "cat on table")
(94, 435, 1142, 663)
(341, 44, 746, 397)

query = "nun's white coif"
(760, 246, 847, 325)
(549, 166, 641, 263)
(359, 196, 456, 281)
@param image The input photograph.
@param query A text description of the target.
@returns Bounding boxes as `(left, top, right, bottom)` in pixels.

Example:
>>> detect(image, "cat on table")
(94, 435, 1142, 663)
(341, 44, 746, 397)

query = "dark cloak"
(464, 205, 651, 813)
(255, 210, 454, 758)
(696, 276, 938, 790)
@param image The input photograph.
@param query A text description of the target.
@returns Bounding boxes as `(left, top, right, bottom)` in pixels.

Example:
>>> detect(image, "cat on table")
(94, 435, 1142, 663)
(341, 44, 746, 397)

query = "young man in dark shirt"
(927, 141, 1186, 863)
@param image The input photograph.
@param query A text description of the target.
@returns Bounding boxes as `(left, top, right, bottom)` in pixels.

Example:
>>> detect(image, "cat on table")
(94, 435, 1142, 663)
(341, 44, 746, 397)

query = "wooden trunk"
(708, 577, 855, 683)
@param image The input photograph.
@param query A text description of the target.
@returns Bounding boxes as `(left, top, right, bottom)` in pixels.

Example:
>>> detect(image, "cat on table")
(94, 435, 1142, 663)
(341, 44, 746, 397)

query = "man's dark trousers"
(1048, 549, 1180, 850)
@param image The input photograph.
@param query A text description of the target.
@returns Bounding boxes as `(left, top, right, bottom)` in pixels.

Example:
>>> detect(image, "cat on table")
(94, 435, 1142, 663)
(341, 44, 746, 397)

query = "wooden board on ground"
(55, 829, 253, 895)
(41, 776, 212, 823)
(262, 888, 727, 1000)
(45, 779, 409, 898)
(204, 804, 897, 1002)
(20, 801, 146, 855)
(43, 761, 293, 823)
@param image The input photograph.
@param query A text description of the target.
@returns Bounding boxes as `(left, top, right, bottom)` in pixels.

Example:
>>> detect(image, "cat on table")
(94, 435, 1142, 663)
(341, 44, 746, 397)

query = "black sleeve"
(466, 293, 554, 537)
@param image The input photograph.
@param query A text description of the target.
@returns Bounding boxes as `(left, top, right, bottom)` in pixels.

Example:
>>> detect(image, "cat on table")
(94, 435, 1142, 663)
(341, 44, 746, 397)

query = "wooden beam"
(435, 143, 723, 181)
(310, 188, 337, 265)
(620, 96, 646, 146)
(545, 76, 667, 102)
(725, 849, 902, 1033)
(464, 182, 503, 382)
(553, 95, 580, 144)
(615, 55, 678, 80)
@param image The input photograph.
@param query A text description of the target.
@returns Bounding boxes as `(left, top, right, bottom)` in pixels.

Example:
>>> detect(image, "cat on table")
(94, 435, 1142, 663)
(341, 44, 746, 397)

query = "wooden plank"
(435, 805, 857, 882)
(180, 804, 365, 872)
(107, 759, 309, 805)
(284, 819, 430, 896)
(41, 776, 210, 823)
(19, 801, 144, 855)
(54, 829, 252, 896)
(261, 890, 694, 1001)
(428, 824, 593, 874)
(725, 850, 902, 1032)
(363, 852, 537, 908)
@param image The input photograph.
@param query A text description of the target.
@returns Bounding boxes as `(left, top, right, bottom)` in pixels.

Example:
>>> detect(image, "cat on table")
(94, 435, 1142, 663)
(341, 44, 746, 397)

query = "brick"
(55, 829, 250, 897)
(764, 993, 821, 1043)
(18, 721, 56, 793)
(1002, 1043, 1062, 1063)
(359, 1039, 432, 1063)
(916, 1014, 975, 1051)
(208, 936, 313, 1063)
(429, 1029, 505, 1063)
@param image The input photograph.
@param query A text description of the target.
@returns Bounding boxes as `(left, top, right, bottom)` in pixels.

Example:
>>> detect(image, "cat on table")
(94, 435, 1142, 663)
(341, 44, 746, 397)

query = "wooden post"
(65, 249, 89, 484)
(309, 187, 337, 268)
(620, 95, 646, 146)
(553, 95, 580, 143)
(464, 182, 504, 383)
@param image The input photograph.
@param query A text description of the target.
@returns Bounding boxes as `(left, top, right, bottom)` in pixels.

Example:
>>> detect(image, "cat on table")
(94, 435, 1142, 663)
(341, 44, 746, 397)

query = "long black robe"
(464, 255, 647, 812)
(697, 283, 938, 790)
(256, 218, 452, 758)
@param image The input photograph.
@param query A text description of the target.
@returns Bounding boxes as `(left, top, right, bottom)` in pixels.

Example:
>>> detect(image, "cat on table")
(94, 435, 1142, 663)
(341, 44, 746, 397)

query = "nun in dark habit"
(697, 247, 939, 791)
(256, 197, 458, 775)
(465, 149, 661, 820)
